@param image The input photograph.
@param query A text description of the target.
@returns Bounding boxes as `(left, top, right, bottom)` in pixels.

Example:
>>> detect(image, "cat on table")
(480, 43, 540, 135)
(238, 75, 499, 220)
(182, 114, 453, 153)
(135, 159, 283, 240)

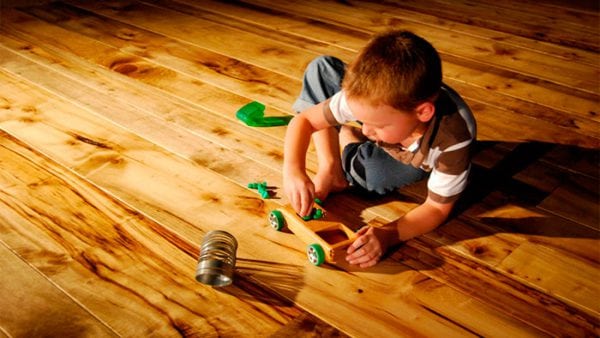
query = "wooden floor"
(0, 0, 598, 336)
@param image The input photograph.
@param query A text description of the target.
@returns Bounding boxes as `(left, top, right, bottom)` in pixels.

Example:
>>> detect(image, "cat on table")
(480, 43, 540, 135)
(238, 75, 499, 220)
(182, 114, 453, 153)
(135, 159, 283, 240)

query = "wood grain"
(538, 175, 600, 229)
(6, 1, 597, 154)
(246, 0, 599, 92)
(0, 60, 562, 336)
(0, 131, 305, 337)
(364, 0, 600, 52)
(0, 241, 117, 337)
(162, 0, 600, 125)
(0, 70, 471, 336)
(184, 0, 599, 144)
(0, 0, 598, 336)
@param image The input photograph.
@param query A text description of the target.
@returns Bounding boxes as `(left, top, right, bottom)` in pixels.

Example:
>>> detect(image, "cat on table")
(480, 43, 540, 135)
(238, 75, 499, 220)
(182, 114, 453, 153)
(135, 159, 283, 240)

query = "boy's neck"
(401, 121, 429, 148)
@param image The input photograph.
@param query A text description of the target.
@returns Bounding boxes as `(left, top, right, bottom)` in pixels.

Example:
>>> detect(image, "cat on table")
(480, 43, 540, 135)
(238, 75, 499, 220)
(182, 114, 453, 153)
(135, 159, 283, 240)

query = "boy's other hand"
(284, 170, 315, 217)
(346, 226, 389, 268)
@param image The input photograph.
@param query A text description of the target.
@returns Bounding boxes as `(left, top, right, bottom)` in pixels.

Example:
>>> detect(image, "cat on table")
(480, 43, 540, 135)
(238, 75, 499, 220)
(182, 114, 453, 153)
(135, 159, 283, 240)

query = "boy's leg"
(339, 124, 368, 148)
(312, 128, 348, 200)
(292, 56, 348, 199)
(292, 56, 346, 113)
(341, 141, 428, 195)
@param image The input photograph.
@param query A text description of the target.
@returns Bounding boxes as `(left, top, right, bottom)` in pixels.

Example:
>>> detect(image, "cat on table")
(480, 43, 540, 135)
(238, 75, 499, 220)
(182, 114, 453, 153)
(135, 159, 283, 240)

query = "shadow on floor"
(322, 140, 599, 272)
(218, 257, 305, 307)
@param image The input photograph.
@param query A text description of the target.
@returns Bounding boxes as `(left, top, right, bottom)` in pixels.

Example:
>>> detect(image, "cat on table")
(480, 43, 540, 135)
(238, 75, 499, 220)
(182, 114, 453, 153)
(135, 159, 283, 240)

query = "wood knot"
(113, 63, 139, 75)
(69, 132, 112, 150)
(492, 43, 516, 56)
(211, 127, 230, 136)
(116, 29, 137, 41)
(21, 105, 38, 113)
(267, 150, 283, 161)
(109, 57, 139, 75)
(471, 245, 487, 256)
(201, 192, 221, 203)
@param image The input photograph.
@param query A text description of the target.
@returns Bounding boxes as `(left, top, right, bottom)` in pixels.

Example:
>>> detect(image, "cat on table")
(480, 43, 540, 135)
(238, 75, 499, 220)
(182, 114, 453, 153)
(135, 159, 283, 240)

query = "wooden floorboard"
(0, 0, 598, 336)
(0, 240, 117, 337)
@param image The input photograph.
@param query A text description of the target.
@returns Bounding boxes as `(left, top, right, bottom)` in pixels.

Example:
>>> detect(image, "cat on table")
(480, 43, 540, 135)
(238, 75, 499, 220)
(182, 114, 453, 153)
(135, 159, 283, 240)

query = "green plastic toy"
(301, 206, 324, 221)
(248, 181, 269, 199)
(306, 243, 325, 266)
(236, 101, 292, 127)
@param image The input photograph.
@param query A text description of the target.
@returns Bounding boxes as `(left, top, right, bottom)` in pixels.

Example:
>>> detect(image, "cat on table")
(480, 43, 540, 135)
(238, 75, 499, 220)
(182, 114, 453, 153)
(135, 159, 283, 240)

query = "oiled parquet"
(0, 0, 598, 337)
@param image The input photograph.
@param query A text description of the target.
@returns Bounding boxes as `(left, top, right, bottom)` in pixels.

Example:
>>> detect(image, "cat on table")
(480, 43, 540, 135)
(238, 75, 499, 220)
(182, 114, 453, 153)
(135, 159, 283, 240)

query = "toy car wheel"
(268, 210, 285, 231)
(306, 243, 325, 266)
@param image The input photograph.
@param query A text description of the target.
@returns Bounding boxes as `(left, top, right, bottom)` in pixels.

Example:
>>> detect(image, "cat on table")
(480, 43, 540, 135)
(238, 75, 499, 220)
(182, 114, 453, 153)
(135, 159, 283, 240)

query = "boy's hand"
(346, 226, 390, 268)
(284, 170, 315, 217)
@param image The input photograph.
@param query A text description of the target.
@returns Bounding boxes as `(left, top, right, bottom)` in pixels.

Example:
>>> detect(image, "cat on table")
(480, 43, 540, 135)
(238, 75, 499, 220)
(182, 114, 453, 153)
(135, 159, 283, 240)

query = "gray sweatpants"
(293, 56, 427, 195)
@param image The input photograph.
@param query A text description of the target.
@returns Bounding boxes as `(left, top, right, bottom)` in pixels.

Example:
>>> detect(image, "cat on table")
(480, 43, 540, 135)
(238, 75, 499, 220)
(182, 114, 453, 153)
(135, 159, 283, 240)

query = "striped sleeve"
(426, 87, 476, 204)
(427, 141, 472, 203)
(327, 91, 355, 124)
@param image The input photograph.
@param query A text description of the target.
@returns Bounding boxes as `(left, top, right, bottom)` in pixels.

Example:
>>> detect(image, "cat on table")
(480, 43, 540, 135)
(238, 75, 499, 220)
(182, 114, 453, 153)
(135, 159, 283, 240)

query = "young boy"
(284, 30, 476, 268)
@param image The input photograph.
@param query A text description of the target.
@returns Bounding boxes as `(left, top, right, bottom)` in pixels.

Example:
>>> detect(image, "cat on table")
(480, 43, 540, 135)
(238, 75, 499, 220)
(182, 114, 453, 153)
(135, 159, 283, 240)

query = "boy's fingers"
(290, 191, 301, 214)
(347, 226, 370, 254)
(359, 260, 377, 268)
(347, 249, 373, 265)
(356, 226, 369, 235)
(346, 239, 360, 255)
(348, 247, 381, 266)
(299, 187, 314, 217)
(346, 231, 368, 255)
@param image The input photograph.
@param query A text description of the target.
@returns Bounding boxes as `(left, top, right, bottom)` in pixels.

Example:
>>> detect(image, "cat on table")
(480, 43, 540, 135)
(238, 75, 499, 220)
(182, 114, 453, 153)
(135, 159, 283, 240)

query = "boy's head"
(342, 30, 442, 112)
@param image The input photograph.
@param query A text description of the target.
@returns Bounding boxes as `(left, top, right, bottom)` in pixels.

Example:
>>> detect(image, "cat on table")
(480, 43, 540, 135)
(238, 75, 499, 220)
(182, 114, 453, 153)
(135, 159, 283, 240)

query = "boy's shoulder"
(428, 87, 476, 150)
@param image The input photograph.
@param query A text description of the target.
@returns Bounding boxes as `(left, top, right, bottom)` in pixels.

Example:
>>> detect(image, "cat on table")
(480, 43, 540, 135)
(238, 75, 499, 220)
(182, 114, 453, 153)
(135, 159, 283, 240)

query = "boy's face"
(348, 98, 424, 146)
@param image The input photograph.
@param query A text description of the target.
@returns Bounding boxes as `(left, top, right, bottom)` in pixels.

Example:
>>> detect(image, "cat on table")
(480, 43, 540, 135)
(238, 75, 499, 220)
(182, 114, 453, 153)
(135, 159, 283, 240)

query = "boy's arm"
(346, 196, 454, 268)
(283, 101, 334, 216)
(395, 196, 454, 241)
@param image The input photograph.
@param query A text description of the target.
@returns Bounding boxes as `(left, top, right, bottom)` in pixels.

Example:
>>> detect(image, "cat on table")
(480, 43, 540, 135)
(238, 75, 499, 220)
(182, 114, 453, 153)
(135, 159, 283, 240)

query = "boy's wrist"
(368, 218, 401, 249)
(283, 161, 305, 176)
(377, 224, 401, 249)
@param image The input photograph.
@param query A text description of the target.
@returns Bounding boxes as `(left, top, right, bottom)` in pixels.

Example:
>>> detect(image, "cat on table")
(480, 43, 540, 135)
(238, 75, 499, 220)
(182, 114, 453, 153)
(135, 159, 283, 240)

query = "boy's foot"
(314, 170, 348, 201)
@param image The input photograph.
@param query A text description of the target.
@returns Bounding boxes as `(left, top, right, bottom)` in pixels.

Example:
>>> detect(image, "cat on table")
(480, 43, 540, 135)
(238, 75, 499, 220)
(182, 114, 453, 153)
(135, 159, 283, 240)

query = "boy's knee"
(306, 56, 345, 78)
(342, 142, 387, 194)
(342, 142, 427, 195)
(293, 56, 346, 112)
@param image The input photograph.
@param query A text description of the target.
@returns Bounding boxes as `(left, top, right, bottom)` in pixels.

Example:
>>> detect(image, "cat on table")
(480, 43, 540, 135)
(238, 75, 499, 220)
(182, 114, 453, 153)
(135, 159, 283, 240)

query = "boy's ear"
(415, 101, 435, 122)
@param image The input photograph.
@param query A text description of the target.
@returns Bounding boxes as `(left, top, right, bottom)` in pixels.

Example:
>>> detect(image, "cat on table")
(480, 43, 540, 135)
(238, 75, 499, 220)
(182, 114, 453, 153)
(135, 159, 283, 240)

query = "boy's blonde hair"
(342, 30, 442, 111)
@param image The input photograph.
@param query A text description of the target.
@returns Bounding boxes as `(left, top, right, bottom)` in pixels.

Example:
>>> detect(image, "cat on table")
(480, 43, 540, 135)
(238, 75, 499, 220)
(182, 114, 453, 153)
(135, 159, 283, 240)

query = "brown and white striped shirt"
(326, 84, 476, 203)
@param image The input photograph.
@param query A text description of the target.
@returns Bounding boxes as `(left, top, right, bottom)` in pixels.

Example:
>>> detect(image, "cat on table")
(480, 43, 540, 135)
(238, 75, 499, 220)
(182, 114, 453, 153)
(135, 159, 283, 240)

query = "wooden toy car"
(268, 204, 357, 266)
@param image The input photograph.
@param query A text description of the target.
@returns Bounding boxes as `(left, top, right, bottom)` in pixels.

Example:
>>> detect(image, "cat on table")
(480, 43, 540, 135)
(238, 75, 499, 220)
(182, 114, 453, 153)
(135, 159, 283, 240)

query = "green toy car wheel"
(306, 243, 325, 266)
(268, 210, 285, 231)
